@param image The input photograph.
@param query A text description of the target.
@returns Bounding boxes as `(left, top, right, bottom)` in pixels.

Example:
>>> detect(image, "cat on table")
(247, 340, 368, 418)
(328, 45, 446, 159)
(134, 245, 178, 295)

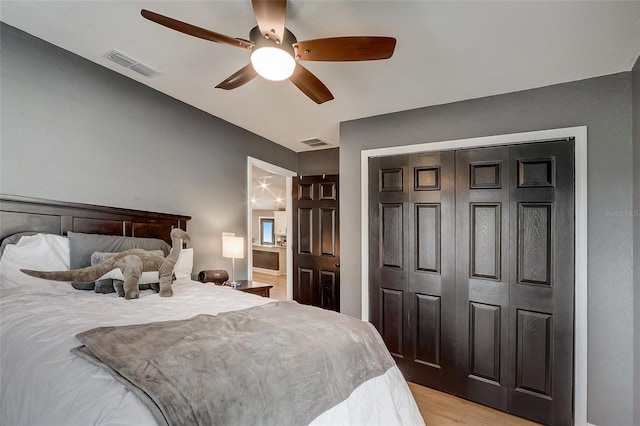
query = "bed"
(0, 195, 424, 426)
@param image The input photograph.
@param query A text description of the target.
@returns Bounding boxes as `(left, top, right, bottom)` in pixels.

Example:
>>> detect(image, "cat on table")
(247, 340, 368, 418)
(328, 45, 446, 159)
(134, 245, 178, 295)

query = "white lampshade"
(222, 235, 244, 259)
(250, 47, 296, 81)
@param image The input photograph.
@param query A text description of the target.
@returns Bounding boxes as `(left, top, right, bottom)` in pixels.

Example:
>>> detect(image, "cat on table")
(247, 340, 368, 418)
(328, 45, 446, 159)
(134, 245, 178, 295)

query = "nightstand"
(221, 280, 273, 298)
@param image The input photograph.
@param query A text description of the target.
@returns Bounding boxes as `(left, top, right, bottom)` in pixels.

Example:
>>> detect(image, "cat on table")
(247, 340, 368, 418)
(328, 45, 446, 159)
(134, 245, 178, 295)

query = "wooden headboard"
(0, 195, 191, 245)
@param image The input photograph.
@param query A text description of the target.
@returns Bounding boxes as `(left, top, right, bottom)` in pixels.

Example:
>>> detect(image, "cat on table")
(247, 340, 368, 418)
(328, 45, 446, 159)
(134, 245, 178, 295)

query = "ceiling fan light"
(250, 47, 296, 81)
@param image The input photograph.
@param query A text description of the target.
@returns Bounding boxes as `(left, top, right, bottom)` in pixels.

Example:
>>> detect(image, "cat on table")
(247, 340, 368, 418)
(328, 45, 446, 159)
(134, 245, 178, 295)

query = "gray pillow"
(91, 250, 165, 294)
(69, 232, 171, 291)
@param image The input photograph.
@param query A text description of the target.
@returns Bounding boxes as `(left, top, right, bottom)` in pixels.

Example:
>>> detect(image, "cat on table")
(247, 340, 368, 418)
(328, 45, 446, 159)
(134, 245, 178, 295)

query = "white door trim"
(359, 126, 588, 426)
(247, 157, 296, 300)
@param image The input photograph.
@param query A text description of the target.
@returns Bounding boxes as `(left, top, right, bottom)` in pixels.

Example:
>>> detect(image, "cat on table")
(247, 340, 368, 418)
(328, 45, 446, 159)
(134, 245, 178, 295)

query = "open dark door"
(292, 175, 340, 311)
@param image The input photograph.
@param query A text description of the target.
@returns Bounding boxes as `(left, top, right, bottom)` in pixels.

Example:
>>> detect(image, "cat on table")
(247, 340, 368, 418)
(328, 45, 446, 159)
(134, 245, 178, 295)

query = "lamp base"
(228, 281, 242, 288)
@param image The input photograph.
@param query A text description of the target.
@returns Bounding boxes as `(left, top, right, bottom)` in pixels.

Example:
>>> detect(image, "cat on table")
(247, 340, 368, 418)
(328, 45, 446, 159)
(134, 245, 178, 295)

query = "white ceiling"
(251, 165, 286, 210)
(2, 1, 639, 152)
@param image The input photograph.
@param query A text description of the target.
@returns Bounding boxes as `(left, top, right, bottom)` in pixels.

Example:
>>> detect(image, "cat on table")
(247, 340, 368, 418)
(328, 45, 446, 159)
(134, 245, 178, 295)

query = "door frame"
(247, 157, 296, 299)
(359, 126, 588, 426)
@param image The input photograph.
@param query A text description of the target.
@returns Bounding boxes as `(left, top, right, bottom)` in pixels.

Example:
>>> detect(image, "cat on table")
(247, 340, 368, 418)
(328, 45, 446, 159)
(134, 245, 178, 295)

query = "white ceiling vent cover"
(106, 50, 160, 77)
(301, 138, 329, 148)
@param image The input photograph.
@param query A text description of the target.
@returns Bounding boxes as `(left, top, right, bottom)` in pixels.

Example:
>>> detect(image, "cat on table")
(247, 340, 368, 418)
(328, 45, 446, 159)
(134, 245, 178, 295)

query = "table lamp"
(222, 234, 244, 287)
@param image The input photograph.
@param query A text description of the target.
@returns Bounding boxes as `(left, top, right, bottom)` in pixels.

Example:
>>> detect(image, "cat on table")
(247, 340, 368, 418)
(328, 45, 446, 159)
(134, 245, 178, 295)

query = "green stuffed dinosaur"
(21, 228, 190, 299)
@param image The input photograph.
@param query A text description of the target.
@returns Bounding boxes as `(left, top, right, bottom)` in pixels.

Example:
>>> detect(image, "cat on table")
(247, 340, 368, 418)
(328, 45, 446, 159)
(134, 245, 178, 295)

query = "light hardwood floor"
(251, 271, 287, 300)
(408, 381, 540, 426)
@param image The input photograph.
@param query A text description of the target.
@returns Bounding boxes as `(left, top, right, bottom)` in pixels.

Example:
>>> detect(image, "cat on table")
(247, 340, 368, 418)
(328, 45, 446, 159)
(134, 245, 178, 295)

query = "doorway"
(247, 157, 296, 300)
(360, 126, 588, 425)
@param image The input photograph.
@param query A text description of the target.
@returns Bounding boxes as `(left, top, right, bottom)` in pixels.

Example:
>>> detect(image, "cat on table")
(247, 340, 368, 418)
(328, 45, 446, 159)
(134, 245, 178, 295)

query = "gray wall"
(0, 23, 298, 277)
(340, 73, 635, 425)
(633, 55, 640, 426)
(297, 147, 339, 176)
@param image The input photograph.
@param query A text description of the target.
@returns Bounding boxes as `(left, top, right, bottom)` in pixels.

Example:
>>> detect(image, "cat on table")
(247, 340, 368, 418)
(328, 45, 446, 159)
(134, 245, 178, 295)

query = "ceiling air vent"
(300, 138, 329, 148)
(106, 50, 160, 78)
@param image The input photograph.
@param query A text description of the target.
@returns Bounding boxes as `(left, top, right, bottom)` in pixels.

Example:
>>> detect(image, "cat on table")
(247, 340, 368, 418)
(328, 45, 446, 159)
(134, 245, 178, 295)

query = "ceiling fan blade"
(251, 0, 287, 44)
(289, 64, 334, 104)
(141, 9, 253, 49)
(294, 37, 396, 61)
(215, 64, 258, 90)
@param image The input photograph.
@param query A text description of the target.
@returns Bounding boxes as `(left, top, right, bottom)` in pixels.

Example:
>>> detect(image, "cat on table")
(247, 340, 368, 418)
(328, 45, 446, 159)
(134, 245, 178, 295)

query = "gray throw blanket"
(72, 301, 396, 426)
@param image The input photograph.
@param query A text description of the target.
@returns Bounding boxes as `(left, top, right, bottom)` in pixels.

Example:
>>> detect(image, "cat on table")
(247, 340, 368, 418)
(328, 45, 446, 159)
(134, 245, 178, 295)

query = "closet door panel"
(381, 288, 404, 357)
(515, 309, 553, 397)
(408, 152, 455, 391)
(469, 302, 501, 383)
(517, 203, 552, 285)
(454, 147, 510, 411)
(508, 141, 574, 425)
(369, 156, 411, 374)
(470, 203, 501, 280)
(380, 203, 404, 269)
(415, 203, 440, 274)
(414, 293, 441, 367)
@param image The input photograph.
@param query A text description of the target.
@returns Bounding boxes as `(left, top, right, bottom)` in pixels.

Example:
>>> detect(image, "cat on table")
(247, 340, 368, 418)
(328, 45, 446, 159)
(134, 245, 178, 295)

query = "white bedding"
(0, 279, 424, 426)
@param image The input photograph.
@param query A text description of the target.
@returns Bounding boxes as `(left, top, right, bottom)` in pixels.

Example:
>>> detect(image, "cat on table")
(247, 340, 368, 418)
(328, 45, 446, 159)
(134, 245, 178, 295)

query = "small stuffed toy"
(21, 229, 190, 299)
(91, 250, 165, 294)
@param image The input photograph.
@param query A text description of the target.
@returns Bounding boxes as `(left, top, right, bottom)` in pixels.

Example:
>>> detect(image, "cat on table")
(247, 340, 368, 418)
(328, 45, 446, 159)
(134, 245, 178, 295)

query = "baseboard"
(252, 267, 283, 276)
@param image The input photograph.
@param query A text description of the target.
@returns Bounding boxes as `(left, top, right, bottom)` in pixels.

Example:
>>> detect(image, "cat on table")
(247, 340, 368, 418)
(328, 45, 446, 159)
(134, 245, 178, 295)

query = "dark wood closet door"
(369, 153, 456, 391)
(506, 141, 574, 425)
(369, 155, 411, 373)
(454, 146, 511, 411)
(408, 152, 456, 390)
(369, 140, 574, 425)
(292, 175, 340, 311)
(455, 141, 574, 423)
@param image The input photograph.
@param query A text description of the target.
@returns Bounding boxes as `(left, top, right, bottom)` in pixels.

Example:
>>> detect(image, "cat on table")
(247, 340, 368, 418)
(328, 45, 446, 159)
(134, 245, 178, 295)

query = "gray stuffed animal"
(21, 229, 190, 299)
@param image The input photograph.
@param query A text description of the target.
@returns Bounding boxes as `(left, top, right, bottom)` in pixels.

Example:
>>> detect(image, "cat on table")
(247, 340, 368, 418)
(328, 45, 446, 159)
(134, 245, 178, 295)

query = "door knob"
(335, 263, 340, 267)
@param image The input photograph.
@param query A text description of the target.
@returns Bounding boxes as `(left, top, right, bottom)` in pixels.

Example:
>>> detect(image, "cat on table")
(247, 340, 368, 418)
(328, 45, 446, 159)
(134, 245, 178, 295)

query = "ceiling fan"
(140, 0, 396, 104)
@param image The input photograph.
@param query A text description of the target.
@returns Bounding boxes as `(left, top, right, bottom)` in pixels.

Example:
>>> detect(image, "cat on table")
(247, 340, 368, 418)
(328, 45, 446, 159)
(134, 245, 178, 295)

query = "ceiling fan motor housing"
(249, 26, 297, 57)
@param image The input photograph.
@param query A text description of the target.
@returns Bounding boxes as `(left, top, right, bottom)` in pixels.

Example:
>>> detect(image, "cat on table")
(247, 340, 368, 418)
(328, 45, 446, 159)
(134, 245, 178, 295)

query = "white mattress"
(0, 279, 424, 426)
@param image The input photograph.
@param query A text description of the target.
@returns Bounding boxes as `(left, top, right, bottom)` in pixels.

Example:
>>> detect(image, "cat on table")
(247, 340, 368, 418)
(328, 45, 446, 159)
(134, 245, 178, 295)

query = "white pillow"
(173, 248, 193, 280)
(97, 268, 161, 284)
(0, 234, 71, 293)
